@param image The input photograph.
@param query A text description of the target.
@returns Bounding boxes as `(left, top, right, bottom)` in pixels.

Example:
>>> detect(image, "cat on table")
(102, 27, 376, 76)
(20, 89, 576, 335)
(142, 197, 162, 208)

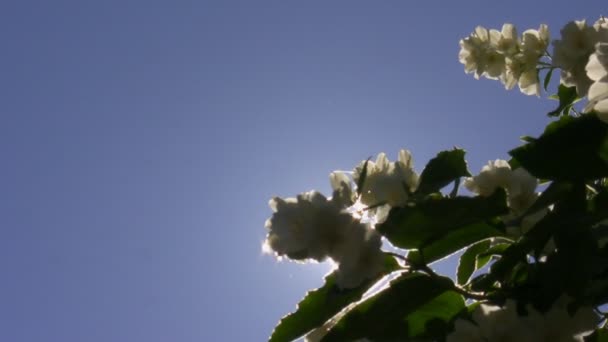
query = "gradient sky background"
(1, 1, 606, 341)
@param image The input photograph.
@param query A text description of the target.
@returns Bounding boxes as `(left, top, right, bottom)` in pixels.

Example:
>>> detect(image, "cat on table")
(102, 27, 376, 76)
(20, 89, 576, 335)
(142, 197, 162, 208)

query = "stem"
(452, 285, 491, 301)
(386, 252, 411, 271)
(387, 252, 407, 262)
(418, 263, 438, 276)
(450, 178, 461, 198)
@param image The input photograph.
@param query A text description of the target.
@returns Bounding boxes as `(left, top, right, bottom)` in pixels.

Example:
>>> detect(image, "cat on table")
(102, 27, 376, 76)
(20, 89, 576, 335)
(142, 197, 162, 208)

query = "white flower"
(503, 54, 542, 95)
(553, 20, 596, 66)
(353, 150, 419, 208)
(459, 26, 505, 80)
(507, 168, 539, 213)
(500, 53, 524, 90)
(265, 189, 386, 288)
(264, 191, 355, 262)
(524, 296, 599, 341)
(333, 228, 384, 289)
(465, 160, 538, 214)
(466, 161, 543, 242)
(518, 67, 541, 96)
(553, 20, 600, 96)
(459, 23, 551, 96)
(459, 26, 489, 78)
(586, 43, 608, 81)
(447, 300, 536, 342)
(495, 23, 519, 57)
(448, 298, 599, 342)
(522, 24, 550, 57)
(475, 301, 536, 341)
(464, 159, 513, 196)
(484, 28, 507, 79)
(594, 17, 608, 43)
(587, 81, 608, 120)
(503, 24, 549, 96)
(329, 171, 355, 208)
(585, 42, 608, 121)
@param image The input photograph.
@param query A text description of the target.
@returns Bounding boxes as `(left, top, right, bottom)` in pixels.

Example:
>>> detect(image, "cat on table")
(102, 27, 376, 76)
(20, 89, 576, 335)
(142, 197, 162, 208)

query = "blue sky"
(1, 1, 605, 341)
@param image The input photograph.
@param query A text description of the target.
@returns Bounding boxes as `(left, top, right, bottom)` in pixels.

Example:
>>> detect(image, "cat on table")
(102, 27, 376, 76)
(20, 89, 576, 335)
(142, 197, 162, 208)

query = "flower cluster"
(264, 191, 384, 288)
(464, 160, 549, 242)
(553, 18, 608, 97)
(459, 23, 549, 96)
(353, 150, 419, 209)
(460, 18, 608, 119)
(264, 150, 418, 289)
(447, 297, 599, 342)
(267, 16, 608, 342)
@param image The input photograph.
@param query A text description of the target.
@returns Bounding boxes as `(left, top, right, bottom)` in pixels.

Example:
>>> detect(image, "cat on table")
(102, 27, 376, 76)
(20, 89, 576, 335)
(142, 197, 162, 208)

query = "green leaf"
(407, 220, 504, 265)
(488, 239, 535, 284)
(587, 274, 608, 306)
(549, 184, 601, 298)
(377, 189, 508, 250)
(548, 84, 578, 117)
(417, 148, 471, 195)
(585, 329, 608, 342)
(457, 239, 492, 285)
(478, 242, 510, 258)
(404, 291, 465, 339)
(268, 254, 398, 342)
(321, 273, 461, 341)
(522, 181, 573, 218)
(507, 157, 521, 169)
(475, 252, 492, 273)
(355, 158, 371, 196)
(488, 209, 563, 283)
(469, 273, 498, 292)
(509, 114, 608, 181)
(520, 135, 537, 143)
(590, 187, 608, 223)
(543, 67, 554, 91)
